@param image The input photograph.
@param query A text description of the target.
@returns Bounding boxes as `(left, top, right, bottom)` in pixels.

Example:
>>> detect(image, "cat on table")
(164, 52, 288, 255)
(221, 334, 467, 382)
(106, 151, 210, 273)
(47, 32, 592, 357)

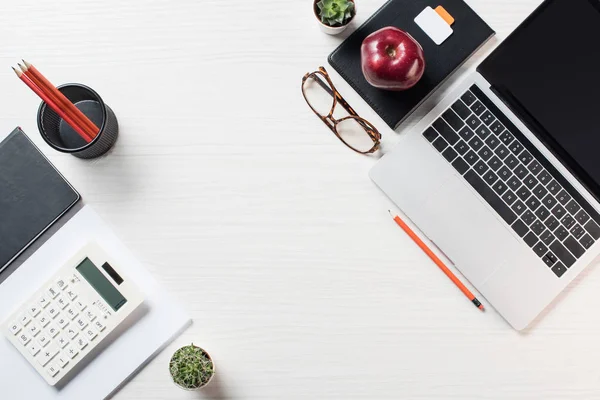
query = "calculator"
(2, 242, 144, 386)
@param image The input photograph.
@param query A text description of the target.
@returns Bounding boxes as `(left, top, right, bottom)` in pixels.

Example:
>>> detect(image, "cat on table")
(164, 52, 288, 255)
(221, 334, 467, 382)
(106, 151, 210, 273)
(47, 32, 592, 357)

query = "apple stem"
(385, 46, 397, 58)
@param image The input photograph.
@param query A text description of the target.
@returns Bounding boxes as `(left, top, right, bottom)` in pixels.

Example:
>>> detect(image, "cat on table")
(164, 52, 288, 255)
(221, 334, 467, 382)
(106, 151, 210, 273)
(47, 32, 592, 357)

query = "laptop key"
(528, 160, 542, 175)
(564, 236, 585, 258)
(466, 115, 482, 130)
(522, 210, 536, 225)
(464, 150, 479, 166)
(552, 263, 568, 278)
(579, 234, 595, 249)
(542, 253, 557, 268)
(555, 225, 569, 241)
(440, 110, 464, 132)
(492, 180, 508, 196)
(524, 232, 538, 247)
(547, 180, 561, 195)
(535, 206, 550, 222)
(452, 100, 471, 120)
(483, 170, 498, 185)
(507, 176, 521, 191)
(511, 200, 526, 216)
(432, 137, 448, 152)
(423, 127, 438, 142)
(512, 220, 528, 237)
(540, 230, 555, 246)
(469, 137, 484, 151)
(475, 125, 491, 139)
(509, 140, 524, 156)
(565, 200, 580, 215)
(474, 160, 488, 176)
(478, 146, 493, 161)
(543, 195, 558, 211)
(516, 186, 531, 201)
(570, 224, 585, 240)
(494, 144, 509, 160)
(537, 170, 551, 185)
(584, 220, 600, 240)
(461, 91, 476, 106)
(502, 190, 517, 206)
(455, 140, 469, 155)
(442, 147, 458, 162)
(531, 220, 545, 235)
(519, 150, 534, 166)
(434, 119, 459, 145)
(556, 189, 571, 205)
(458, 126, 475, 141)
(533, 242, 548, 257)
(561, 215, 576, 230)
(499, 130, 515, 145)
(480, 110, 494, 125)
(552, 204, 567, 220)
(464, 170, 517, 225)
(490, 121, 504, 135)
(532, 184, 548, 200)
(549, 241, 576, 268)
(505, 154, 519, 170)
(451, 157, 469, 175)
(526, 196, 541, 212)
(545, 216, 560, 231)
(488, 155, 502, 171)
(497, 166, 512, 182)
(514, 164, 529, 180)
(470, 101, 485, 116)
(523, 174, 538, 189)
(485, 135, 500, 150)
(575, 209, 590, 225)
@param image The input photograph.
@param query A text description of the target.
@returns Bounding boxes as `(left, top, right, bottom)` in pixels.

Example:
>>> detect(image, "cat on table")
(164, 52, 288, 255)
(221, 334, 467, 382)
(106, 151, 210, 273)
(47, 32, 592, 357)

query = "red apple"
(361, 27, 426, 91)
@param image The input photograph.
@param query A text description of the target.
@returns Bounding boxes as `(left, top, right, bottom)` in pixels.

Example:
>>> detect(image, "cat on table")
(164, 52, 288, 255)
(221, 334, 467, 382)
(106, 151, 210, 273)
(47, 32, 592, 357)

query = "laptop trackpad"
(411, 174, 513, 287)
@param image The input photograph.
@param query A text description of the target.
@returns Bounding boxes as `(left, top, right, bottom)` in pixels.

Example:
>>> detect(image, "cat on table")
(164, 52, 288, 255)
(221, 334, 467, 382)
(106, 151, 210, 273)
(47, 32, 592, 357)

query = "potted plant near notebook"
(314, 0, 356, 35)
(169, 344, 215, 391)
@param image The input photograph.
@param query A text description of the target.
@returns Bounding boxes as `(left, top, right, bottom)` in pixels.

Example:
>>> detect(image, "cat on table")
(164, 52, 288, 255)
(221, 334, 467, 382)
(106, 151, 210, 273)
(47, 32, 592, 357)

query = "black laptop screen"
(478, 0, 600, 198)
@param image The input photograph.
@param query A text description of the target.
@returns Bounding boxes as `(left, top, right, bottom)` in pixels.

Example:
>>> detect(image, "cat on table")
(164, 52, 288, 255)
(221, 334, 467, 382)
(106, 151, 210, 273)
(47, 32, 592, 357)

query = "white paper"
(414, 6, 453, 46)
(0, 206, 191, 399)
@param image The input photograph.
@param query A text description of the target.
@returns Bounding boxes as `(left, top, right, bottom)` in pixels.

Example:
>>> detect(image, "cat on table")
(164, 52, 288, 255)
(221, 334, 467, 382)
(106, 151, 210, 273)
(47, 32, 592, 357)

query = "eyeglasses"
(302, 66, 381, 154)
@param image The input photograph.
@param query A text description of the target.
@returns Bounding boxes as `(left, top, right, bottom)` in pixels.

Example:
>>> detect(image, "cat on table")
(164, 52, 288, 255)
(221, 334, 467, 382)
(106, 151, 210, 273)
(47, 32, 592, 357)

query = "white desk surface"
(2, 1, 600, 399)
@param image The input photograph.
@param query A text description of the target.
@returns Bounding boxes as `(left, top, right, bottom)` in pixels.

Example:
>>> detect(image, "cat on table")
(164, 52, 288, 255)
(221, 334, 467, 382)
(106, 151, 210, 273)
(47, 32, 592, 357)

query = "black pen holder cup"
(37, 84, 118, 159)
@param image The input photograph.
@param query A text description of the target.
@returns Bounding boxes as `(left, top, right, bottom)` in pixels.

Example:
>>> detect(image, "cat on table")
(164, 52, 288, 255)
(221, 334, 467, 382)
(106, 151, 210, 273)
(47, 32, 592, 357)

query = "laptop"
(370, 0, 600, 330)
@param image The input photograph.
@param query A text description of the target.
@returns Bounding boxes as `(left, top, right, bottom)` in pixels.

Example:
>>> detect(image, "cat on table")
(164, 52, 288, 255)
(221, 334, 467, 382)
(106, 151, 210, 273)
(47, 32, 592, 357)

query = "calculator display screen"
(76, 258, 127, 311)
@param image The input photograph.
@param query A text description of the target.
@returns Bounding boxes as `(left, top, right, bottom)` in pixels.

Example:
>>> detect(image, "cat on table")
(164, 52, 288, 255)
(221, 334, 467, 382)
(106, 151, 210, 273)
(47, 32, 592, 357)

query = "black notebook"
(328, 0, 494, 129)
(0, 128, 80, 273)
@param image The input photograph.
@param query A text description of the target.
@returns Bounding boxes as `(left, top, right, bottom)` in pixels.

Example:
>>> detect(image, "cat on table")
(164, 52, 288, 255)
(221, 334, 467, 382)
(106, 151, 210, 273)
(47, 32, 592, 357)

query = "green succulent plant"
(170, 344, 214, 390)
(317, 0, 355, 27)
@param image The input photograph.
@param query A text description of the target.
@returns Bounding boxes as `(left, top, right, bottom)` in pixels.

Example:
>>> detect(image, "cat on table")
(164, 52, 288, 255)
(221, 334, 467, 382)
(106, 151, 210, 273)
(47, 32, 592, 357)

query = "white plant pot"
(314, 0, 356, 36)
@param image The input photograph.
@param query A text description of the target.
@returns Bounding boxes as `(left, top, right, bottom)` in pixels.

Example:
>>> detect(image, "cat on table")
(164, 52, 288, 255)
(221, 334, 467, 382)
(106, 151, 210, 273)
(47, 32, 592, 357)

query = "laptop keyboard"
(422, 85, 600, 278)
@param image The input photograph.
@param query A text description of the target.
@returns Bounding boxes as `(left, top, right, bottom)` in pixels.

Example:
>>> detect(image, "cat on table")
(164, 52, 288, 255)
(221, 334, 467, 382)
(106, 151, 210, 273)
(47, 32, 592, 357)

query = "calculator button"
(56, 315, 69, 329)
(66, 289, 78, 301)
(27, 341, 41, 357)
(76, 336, 88, 350)
(46, 322, 60, 338)
(75, 317, 88, 330)
(65, 343, 79, 359)
(57, 355, 69, 368)
(66, 327, 78, 340)
(47, 305, 60, 319)
(55, 277, 68, 291)
(28, 322, 42, 337)
(37, 334, 50, 347)
(18, 332, 31, 346)
(75, 300, 86, 311)
(46, 363, 60, 377)
(18, 313, 32, 327)
(85, 327, 98, 341)
(47, 285, 60, 299)
(56, 333, 69, 349)
(85, 310, 96, 322)
(93, 320, 106, 333)
(56, 295, 69, 309)
(28, 304, 41, 318)
(37, 312, 51, 328)
(38, 295, 50, 309)
(66, 307, 79, 320)
(38, 344, 59, 367)
(8, 321, 21, 335)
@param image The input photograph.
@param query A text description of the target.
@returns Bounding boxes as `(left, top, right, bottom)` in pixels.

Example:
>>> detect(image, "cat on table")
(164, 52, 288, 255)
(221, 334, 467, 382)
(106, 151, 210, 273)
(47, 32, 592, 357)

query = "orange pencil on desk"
(389, 210, 484, 311)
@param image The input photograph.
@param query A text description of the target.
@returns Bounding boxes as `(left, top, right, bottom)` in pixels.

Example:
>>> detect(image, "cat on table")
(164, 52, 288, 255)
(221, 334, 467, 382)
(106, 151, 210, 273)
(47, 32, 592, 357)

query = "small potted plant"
(169, 343, 215, 391)
(314, 0, 356, 35)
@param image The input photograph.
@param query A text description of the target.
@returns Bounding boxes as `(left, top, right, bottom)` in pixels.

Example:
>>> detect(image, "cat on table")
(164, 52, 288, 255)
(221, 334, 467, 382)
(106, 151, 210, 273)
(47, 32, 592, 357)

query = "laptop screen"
(478, 0, 600, 199)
